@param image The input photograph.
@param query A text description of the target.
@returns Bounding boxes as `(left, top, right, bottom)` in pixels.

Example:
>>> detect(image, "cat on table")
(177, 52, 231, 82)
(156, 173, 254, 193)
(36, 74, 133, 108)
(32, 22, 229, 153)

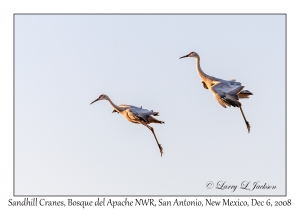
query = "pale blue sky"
(15, 14, 285, 195)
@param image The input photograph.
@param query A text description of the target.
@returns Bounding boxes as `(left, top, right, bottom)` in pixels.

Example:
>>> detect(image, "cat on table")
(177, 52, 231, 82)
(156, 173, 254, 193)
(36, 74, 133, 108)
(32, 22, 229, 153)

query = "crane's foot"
(158, 144, 164, 157)
(246, 121, 251, 133)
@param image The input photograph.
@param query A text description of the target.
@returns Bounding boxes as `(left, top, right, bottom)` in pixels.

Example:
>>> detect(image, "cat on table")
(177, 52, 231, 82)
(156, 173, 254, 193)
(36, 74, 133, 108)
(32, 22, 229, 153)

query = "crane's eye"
(190, 52, 193, 55)
(99, 94, 102, 98)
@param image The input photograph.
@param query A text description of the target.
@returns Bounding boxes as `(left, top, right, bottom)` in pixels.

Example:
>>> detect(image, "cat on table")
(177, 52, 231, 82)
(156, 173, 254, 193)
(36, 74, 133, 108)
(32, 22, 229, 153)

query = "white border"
(1, 0, 298, 209)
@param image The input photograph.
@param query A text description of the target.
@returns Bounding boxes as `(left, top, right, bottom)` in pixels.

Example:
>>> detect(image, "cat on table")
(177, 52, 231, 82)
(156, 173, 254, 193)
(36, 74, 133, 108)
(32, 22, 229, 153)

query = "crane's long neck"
(195, 56, 209, 82)
(106, 98, 126, 112)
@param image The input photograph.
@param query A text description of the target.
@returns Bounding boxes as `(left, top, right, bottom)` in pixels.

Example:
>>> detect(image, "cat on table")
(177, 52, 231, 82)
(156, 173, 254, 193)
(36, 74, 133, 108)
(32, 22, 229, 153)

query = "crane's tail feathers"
(149, 116, 164, 124)
(238, 90, 253, 99)
(152, 111, 159, 116)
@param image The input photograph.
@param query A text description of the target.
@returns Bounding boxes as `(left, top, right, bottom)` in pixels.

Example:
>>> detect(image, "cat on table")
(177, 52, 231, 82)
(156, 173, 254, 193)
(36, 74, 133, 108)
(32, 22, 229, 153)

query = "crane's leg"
(239, 106, 251, 133)
(143, 124, 163, 157)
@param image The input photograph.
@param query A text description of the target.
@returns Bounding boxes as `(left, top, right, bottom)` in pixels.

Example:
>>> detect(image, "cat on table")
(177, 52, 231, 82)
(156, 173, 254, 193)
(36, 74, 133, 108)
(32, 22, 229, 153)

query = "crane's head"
(90, 94, 109, 105)
(179, 51, 199, 59)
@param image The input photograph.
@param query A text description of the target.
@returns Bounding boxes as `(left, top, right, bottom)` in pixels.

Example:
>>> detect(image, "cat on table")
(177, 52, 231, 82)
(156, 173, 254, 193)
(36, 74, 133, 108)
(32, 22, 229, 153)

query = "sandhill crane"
(179, 52, 253, 133)
(90, 94, 164, 156)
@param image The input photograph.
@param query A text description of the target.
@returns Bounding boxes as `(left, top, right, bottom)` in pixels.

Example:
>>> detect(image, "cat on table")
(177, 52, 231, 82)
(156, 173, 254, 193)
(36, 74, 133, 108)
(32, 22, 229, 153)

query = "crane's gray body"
(180, 51, 252, 132)
(90, 95, 164, 156)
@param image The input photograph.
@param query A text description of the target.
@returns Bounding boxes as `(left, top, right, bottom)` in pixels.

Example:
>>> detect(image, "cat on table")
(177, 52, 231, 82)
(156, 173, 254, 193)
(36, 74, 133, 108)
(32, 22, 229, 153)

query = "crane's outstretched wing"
(211, 81, 244, 108)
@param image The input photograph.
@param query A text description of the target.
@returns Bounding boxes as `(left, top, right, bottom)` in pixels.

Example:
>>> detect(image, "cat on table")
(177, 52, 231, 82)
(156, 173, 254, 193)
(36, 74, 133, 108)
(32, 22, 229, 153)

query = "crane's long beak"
(90, 98, 99, 105)
(179, 54, 189, 59)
